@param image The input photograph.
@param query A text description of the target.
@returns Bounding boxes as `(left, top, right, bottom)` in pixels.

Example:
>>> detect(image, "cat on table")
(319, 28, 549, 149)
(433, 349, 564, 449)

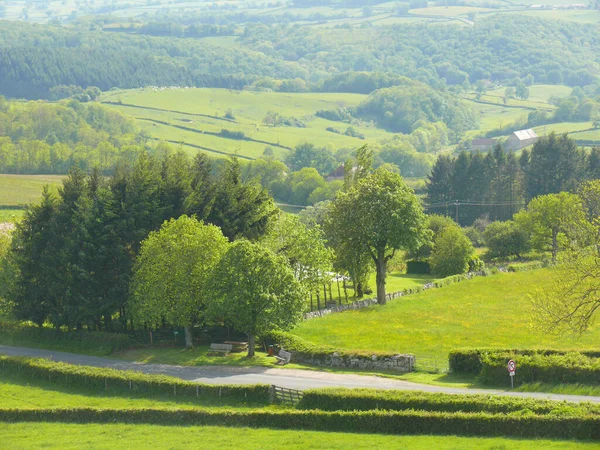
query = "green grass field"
(0, 376, 264, 411)
(0, 174, 64, 206)
(100, 88, 395, 160)
(3, 423, 594, 450)
(292, 269, 600, 361)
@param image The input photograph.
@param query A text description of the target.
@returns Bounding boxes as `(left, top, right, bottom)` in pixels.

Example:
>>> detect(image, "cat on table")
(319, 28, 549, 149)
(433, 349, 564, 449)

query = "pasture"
(0, 174, 64, 206)
(101, 88, 395, 160)
(292, 269, 600, 361)
(3, 423, 593, 450)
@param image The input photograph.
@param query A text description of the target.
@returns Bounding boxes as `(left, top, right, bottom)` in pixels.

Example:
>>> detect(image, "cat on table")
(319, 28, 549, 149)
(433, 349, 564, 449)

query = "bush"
(0, 407, 597, 439)
(406, 260, 430, 274)
(297, 388, 600, 416)
(449, 348, 600, 385)
(468, 256, 485, 272)
(0, 320, 130, 355)
(429, 227, 474, 277)
(0, 356, 270, 405)
(484, 221, 530, 258)
(219, 129, 246, 140)
(479, 352, 600, 386)
(262, 330, 407, 361)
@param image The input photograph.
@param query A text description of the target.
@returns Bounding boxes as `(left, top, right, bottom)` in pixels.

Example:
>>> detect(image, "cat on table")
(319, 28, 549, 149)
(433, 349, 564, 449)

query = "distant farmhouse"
(470, 138, 497, 151)
(506, 129, 539, 151)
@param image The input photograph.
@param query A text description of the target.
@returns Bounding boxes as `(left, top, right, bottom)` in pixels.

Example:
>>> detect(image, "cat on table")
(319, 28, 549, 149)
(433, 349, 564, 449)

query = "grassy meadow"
(101, 88, 395, 160)
(0, 174, 64, 206)
(3, 423, 595, 450)
(292, 269, 600, 361)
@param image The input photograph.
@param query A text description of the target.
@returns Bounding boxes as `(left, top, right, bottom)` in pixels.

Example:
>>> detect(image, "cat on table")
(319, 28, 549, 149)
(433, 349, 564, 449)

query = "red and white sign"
(507, 360, 516, 375)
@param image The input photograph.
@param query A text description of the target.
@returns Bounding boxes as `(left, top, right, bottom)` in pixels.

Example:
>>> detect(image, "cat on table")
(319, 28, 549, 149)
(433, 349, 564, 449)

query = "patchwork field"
(101, 88, 395, 160)
(292, 269, 600, 360)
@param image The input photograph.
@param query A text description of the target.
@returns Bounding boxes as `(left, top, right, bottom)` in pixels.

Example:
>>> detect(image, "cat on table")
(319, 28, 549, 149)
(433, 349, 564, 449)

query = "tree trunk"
(310, 292, 313, 311)
(375, 253, 387, 305)
(247, 334, 256, 357)
(316, 291, 321, 310)
(356, 281, 363, 298)
(552, 229, 558, 264)
(336, 279, 342, 306)
(184, 326, 193, 349)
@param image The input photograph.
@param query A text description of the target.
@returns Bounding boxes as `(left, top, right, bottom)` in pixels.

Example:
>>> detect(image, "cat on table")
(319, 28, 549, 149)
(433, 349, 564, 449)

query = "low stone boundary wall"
(293, 352, 415, 372)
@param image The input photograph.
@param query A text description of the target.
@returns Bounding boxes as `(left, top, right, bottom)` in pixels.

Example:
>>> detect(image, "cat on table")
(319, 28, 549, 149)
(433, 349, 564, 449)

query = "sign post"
(507, 359, 516, 389)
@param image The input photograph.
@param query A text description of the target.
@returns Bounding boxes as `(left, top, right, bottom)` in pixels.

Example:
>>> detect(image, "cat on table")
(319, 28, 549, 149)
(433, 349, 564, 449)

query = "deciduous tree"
(208, 240, 305, 357)
(130, 216, 229, 348)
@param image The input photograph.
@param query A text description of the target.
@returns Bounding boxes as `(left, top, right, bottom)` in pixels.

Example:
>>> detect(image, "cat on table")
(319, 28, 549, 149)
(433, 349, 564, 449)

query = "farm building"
(506, 129, 539, 151)
(470, 138, 497, 151)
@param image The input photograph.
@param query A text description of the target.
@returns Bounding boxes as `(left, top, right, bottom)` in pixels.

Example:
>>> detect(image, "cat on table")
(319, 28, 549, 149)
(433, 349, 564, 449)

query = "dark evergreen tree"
(525, 133, 585, 200)
(426, 154, 454, 217)
(588, 147, 600, 180)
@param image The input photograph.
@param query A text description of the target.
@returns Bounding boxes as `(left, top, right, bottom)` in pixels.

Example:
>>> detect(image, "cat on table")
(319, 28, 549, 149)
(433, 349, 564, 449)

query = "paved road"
(1, 345, 598, 404)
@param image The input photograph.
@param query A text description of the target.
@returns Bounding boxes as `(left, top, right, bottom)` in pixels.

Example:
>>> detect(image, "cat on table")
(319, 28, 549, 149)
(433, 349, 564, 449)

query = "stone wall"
(291, 351, 415, 373)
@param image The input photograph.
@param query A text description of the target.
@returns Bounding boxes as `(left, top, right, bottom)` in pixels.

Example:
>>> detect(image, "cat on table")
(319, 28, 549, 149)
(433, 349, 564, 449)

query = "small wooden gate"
(271, 385, 303, 405)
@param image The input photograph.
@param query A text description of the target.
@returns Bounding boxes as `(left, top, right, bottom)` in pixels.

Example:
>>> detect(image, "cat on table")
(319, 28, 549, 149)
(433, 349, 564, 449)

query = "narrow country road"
(1, 345, 598, 404)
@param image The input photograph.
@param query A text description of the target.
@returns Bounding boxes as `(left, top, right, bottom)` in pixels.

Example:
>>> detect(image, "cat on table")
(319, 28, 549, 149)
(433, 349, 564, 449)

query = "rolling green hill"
(101, 88, 397, 160)
(291, 269, 600, 361)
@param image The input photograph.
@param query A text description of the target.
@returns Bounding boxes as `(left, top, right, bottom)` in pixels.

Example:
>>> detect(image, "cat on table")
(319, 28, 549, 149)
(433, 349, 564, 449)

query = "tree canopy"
(130, 216, 229, 348)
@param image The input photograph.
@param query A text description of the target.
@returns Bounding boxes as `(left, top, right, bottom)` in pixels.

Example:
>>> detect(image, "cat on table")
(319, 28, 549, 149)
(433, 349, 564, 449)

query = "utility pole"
(454, 200, 460, 224)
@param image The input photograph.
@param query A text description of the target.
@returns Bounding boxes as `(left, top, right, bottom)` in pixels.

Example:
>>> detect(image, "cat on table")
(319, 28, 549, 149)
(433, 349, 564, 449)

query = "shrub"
(479, 352, 600, 386)
(484, 221, 530, 258)
(468, 256, 485, 272)
(0, 320, 130, 355)
(0, 407, 597, 439)
(449, 348, 600, 385)
(0, 356, 270, 405)
(219, 129, 246, 140)
(297, 388, 600, 416)
(429, 227, 474, 277)
(406, 260, 430, 274)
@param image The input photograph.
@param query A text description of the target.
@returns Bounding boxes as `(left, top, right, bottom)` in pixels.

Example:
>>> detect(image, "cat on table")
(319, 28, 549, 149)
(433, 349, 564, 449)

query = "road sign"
(507, 360, 516, 389)
(507, 360, 516, 374)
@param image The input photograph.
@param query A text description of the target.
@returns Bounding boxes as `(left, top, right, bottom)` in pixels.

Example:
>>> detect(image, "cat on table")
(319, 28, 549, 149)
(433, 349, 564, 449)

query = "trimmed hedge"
(480, 353, 600, 386)
(262, 330, 407, 361)
(0, 320, 130, 355)
(297, 388, 600, 416)
(0, 407, 597, 439)
(0, 356, 270, 405)
(449, 348, 600, 375)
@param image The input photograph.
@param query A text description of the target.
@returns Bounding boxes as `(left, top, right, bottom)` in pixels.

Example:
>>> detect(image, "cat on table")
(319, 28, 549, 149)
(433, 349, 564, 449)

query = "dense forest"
(1, 15, 598, 99)
(426, 134, 600, 225)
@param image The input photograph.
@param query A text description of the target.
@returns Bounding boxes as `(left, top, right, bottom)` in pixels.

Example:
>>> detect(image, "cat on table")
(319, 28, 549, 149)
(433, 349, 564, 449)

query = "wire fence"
(413, 355, 450, 373)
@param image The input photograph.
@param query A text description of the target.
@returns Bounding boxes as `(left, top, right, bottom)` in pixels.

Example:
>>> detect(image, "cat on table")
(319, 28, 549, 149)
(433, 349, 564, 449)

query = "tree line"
(426, 134, 600, 225)
(1, 151, 278, 332)
(1, 15, 598, 100)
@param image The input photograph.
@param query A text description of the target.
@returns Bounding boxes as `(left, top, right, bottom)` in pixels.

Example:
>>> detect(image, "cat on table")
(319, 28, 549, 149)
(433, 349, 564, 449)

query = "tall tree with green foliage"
(327, 168, 428, 305)
(525, 133, 585, 201)
(426, 154, 454, 217)
(130, 216, 229, 348)
(208, 240, 305, 356)
(207, 157, 279, 241)
(514, 192, 591, 263)
(262, 214, 332, 297)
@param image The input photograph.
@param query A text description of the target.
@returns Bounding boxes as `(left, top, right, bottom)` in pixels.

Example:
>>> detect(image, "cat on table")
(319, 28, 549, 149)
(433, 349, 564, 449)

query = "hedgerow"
(449, 348, 600, 375)
(297, 388, 600, 416)
(0, 320, 130, 356)
(506, 261, 546, 272)
(0, 407, 597, 439)
(262, 330, 409, 361)
(479, 353, 600, 386)
(449, 349, 600, 386)
(0, 356, 270, 405)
